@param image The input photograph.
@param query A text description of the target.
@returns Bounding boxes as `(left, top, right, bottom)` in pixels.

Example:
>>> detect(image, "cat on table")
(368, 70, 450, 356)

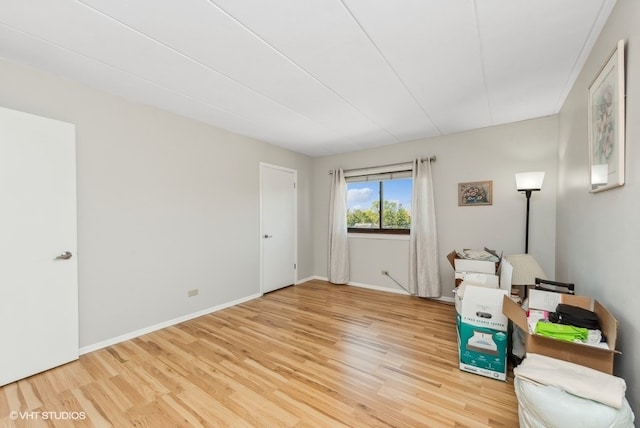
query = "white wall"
(0, 58, 313, 349)
(556, 0, 639, 414)
(313, 116, 558, 299)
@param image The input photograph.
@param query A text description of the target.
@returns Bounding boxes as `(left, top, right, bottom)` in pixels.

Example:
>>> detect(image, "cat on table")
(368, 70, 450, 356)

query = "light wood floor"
(0, 280, 519, 427)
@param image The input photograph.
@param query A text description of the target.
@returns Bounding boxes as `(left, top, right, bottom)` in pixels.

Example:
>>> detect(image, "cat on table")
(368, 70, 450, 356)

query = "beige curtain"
(408, 159, 441, 297)
(328, 168, 349, 284)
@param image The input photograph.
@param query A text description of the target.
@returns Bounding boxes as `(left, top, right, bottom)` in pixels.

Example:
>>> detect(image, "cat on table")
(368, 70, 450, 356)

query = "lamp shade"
(505, 254, 547, 286)
(516, 172, 545, 191)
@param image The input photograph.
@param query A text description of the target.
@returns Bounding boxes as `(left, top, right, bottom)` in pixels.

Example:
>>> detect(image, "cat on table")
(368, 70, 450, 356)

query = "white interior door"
(0, 106, 78, 386)
(260, 163, 296, 293)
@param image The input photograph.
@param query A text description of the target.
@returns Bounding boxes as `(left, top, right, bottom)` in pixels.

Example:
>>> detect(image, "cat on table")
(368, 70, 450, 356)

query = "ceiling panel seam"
(75, 0, 352, 145)
(207, 0, 402, 144)
(471, 0, 494, 125)
(338, 0, 441, 136)
(0, 1, 616, 157)
(0, 20, 285, 133)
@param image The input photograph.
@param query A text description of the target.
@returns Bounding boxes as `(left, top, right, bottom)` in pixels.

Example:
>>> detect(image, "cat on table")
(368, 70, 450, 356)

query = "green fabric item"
(535, 321, 589, 343)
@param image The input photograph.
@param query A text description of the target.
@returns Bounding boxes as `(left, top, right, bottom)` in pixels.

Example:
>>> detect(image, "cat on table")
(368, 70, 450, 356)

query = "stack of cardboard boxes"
(448, 250, 511, 381)
(455, 285, 509, 380)
(449, 249, 620, 380)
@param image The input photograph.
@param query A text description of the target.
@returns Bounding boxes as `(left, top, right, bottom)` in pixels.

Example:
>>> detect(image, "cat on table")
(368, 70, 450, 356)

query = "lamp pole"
(516, 171, 545, 255)
(524, 190, 532, 253)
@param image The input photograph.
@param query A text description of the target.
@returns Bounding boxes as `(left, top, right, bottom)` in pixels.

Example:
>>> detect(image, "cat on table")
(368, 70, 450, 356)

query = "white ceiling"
(0, 0, 616, 157)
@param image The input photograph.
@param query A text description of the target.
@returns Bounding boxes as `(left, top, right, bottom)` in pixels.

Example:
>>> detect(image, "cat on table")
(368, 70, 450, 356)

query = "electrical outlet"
(187, 288, 199, 297)
(381, 270, 389, 276)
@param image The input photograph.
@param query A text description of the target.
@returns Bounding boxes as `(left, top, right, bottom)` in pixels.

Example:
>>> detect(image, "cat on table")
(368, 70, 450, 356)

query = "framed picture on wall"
(458, 180, 493, 206)
(588, 39, 625, 193)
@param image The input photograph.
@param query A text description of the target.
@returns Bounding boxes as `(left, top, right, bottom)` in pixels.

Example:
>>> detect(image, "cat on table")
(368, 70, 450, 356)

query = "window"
(347, 176, 412, 234)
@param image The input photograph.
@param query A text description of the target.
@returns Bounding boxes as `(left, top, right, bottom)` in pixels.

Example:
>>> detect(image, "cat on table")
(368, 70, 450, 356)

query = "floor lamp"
(515, 172, 545, 254)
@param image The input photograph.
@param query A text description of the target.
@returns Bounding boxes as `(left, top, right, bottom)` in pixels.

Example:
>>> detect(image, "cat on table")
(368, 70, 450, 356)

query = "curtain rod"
(328, 156, 436, 175)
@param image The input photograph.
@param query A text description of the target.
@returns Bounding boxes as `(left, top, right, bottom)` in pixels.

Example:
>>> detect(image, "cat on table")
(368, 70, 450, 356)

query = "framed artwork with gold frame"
(458, 181, 492, 206)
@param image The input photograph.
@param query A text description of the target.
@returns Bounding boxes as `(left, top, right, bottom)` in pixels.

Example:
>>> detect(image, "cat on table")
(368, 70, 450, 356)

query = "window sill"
(347, 233, 410, 241)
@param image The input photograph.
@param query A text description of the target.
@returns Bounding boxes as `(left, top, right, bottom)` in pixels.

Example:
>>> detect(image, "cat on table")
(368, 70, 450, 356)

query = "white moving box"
(455, 284, 509, 381)
(446, 250, 501, 288)
(454, 258, 497, 275)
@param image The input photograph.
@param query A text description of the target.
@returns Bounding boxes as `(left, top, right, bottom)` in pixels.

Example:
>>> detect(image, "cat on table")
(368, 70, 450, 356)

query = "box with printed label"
(502, 289, 618, 374)
(455, 284, 509, 381)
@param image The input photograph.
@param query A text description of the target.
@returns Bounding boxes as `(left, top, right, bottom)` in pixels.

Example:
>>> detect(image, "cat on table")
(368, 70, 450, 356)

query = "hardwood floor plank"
(270, 390, 351, 428)
(0, 280, 519, 427)
(24, 373, 63, 414)
(159, 393, 207, 428)
(77, 353, 117, 383)
(1, 384, 21, 416)
(176, 383, 251, 427)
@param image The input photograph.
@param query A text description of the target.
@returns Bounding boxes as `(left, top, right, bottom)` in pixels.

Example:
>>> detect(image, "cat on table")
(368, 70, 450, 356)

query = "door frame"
(259, 162, 297, 294)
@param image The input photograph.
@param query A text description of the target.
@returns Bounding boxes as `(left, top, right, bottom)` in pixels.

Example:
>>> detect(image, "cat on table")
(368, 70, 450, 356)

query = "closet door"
(0, 106, 78, 386)
(260, 163, 296, 293)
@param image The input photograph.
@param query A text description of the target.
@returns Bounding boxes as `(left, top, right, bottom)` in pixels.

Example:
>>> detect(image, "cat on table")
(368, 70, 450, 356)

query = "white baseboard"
(295, 275, 315, 284)
(79, 292, 262, 355)
(305, 275, 454, 303)
(347, 280, 411, 295)
(312, 276, 410, 296)
(311, 275, 409, 294)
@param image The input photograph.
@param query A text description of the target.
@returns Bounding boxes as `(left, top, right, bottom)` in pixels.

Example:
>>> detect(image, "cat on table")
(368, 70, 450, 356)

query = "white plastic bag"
(515, 377, 635, 428)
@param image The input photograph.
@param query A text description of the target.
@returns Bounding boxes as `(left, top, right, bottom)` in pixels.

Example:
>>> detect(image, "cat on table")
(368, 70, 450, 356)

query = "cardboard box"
(498, 257, 513, 294)
(454, 258, 496, 275)
(447, 250, 513, 291)
(455, 285, 509, 381)
(502, 290, 619, 374)
(454, 271, 499, 287)
(447, 250, 501, 273)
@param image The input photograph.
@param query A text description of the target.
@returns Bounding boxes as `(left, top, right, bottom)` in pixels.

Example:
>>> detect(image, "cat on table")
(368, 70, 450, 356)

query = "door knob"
(263, 234, 273, 238)
(54, 251, 73, 260)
